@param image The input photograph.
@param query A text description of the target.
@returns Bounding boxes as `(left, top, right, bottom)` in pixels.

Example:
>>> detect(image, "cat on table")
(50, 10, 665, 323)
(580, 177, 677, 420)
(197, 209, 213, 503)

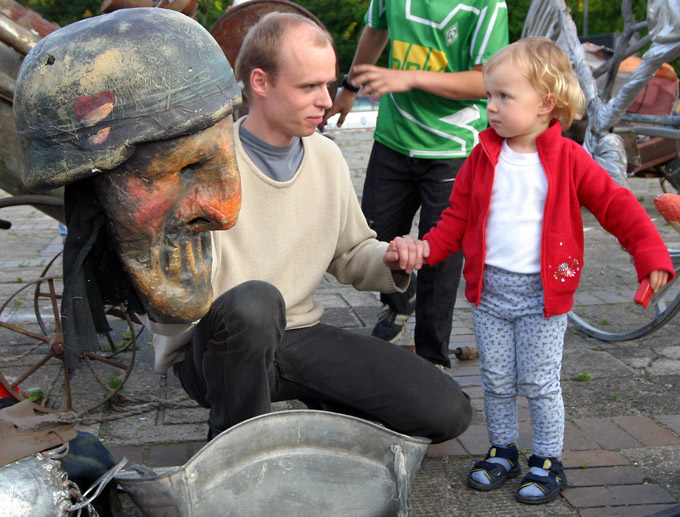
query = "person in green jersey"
(324, 1, 508, 368)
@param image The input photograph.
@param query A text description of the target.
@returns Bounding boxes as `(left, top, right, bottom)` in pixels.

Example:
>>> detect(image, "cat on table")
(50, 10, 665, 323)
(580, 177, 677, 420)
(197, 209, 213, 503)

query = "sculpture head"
(14, 8, 242, 323)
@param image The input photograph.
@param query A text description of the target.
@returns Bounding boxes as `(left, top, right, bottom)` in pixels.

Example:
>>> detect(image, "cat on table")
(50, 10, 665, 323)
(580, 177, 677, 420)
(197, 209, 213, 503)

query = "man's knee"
(197, 281, 286, 355)
(427, 389, 472, 444)
(210, 281, 285, 328)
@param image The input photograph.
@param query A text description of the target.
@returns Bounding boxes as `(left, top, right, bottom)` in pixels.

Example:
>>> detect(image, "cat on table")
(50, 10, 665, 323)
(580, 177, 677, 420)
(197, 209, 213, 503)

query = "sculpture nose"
(176, 161, 241, 234)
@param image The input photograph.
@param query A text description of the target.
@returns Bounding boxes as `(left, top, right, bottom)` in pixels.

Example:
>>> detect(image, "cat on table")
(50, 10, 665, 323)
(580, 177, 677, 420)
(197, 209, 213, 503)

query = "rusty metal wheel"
(33, 251, 143, 351)
(0, 274, 140, 414)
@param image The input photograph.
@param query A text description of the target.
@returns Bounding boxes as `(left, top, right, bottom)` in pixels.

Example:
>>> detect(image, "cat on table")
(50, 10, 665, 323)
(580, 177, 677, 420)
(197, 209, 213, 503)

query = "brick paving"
(1, 130, 679, 516)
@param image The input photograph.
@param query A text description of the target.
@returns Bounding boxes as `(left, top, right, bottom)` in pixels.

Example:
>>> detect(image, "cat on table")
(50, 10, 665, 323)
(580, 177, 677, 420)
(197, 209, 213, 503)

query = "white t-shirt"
(484, 139, 547, 273)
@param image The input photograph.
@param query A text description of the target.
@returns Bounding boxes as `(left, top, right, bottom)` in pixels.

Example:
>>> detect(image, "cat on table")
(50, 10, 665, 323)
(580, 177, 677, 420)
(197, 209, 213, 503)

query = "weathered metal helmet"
(14, 8, 241, 192)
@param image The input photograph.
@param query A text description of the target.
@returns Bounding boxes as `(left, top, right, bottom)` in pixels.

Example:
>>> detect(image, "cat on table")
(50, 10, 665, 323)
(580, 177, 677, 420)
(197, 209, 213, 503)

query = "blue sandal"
(468, 444, 521, 491)
(516, 455, 568, 504)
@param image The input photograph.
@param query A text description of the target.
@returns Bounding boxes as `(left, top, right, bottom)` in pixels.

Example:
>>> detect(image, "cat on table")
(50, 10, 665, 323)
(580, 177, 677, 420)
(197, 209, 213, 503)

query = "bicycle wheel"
(568, 249, 680, 342)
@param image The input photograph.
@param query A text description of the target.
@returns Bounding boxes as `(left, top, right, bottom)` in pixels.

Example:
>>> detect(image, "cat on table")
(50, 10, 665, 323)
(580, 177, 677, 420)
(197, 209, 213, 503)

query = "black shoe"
(371, 309, 412, 341)
(468, 444, 521, 491)
(516, 455, 567, 504)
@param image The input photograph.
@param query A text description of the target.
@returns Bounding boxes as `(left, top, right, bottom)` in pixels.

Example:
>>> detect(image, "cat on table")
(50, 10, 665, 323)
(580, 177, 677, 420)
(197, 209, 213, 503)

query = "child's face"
(484, 61, 554, 152)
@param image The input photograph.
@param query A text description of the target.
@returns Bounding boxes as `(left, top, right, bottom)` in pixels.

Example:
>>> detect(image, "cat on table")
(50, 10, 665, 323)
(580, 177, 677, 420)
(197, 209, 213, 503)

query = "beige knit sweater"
(149, 119, 407, 372)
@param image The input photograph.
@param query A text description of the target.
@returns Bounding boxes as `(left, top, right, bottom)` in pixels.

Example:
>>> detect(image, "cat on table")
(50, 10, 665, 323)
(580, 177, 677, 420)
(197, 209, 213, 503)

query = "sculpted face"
(94, 116, 240, 323)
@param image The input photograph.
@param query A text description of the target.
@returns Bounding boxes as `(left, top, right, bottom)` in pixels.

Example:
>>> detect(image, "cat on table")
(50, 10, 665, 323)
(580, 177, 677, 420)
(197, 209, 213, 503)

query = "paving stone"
(457, 424, 489, 455)
(426, 439, 467, 458)
(591, 291, 631, 303)
(518, 407, 531, 422)
(562, 484, 676, 508)
(462, 385, 483, 399)
(452, 335, 477, 347)
(469, 397, 484, 413)
(146, 442, 193, 467)
(455, 375, 481, 388)
(447, 363, 480, 377)
(579, 504, 680, 517)
(623, 446, 680, 501)
(518, 420, 533, 451)
(574, 292, 607, 305)
(613, 415, 680, 447)
(189, 441, 207, 456)
(573, 417, 643, 450)
(108, 445, 145, 466)
(656, 415, 680, 435)
(562, 450, 630, 468)
(566, 465, 647, 486)
(564, 419, 601, 451)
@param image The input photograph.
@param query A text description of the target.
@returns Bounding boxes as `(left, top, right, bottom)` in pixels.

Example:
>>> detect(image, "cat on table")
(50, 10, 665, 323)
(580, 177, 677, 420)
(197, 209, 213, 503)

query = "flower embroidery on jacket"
(553, 258, 580, 282)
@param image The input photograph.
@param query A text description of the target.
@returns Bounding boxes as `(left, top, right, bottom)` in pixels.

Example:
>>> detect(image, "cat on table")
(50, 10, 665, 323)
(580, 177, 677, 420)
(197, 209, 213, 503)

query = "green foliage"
(564, 0, 647, 38)
(108, 376, 123, 390)
(509, 1, 679, 74)
(195, 0, 229, 28)
(24, 0, 679, 83)
(576, 370, 591, 382)
(508, 0, 647, 43)
(27, 0, 101, 27)
(295, 0, 383, 79)
(507, 0, 532, 43)
(608, 392, 620, 402)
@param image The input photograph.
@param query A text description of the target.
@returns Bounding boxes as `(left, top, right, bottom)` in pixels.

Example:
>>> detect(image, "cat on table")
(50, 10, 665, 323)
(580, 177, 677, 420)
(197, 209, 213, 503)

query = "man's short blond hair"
(235, 12, 333, 99)
(485, 37, 585, 129)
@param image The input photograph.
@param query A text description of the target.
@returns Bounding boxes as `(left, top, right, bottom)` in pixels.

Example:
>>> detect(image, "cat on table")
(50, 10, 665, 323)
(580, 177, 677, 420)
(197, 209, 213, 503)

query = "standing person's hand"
(351, 64, 413, 100)
(383, 236, 426, 274)
(322, 86, 357, 128)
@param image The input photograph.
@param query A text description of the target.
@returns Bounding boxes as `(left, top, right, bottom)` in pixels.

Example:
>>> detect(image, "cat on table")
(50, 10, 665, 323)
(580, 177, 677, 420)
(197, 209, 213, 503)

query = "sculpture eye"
(180, 159, 208, 175)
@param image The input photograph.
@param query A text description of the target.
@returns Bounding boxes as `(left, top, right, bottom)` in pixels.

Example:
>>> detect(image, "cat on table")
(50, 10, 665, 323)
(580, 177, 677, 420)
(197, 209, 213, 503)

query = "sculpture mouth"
(156, 231, 212, 282)
(122, 231, 214, 323)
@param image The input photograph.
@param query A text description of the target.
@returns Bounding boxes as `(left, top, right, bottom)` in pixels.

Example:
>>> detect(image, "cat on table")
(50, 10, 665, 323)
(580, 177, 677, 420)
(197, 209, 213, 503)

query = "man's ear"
(249, 68, 268, 97)
(540, 93, 557, 115)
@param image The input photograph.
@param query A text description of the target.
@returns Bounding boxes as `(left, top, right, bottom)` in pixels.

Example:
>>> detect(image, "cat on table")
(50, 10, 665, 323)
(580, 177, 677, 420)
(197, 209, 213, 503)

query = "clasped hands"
(383, 236, 431, 274)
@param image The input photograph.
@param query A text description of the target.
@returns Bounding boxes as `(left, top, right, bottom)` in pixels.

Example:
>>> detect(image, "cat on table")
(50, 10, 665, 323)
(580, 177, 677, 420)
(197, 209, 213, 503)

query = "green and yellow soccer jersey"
(365, 0, 508, 158)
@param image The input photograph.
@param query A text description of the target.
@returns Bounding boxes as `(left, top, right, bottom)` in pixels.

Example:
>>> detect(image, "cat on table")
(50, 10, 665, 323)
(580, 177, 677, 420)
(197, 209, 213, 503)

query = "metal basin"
(116, 410, 430, 516)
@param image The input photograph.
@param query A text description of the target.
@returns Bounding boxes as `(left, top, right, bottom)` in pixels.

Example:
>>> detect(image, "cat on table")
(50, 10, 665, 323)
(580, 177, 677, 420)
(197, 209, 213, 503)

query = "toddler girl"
(422, 37, 674, 504)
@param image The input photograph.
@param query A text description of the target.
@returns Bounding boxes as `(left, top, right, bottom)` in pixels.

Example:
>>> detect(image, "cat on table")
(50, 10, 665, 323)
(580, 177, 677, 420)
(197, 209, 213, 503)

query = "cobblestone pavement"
(1, 129, 679, 516)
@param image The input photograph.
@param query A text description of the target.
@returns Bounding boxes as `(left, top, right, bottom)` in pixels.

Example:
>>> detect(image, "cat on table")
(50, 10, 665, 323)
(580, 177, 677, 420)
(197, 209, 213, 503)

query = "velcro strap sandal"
(467, 444, 521, 491)
(516, 455, 568, 504)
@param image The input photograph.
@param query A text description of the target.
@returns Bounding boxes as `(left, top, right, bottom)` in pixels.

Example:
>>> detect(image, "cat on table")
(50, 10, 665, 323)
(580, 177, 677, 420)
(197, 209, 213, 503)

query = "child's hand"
(383, 236, 425, 274)
(649, 270, 669, 292)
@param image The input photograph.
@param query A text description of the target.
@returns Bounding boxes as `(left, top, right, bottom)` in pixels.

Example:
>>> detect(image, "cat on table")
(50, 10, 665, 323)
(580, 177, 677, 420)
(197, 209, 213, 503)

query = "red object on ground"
(654, 193, 680, 234)
(634, 278, 653, 309)
(0, 383, 19, 399)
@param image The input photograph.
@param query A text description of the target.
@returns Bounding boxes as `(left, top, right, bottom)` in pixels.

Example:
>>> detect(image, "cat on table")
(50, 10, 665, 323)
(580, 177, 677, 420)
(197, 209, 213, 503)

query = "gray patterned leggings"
(472, 265, 567, 458)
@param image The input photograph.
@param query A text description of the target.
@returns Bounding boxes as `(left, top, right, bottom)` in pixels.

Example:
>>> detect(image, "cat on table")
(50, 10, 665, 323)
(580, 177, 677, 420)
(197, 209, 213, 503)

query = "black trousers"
(361, 141, 465, 367)
(174, 281, 471, 443)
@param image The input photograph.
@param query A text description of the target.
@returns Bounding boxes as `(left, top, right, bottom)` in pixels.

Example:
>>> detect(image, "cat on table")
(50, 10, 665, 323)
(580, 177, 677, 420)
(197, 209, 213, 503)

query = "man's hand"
(351, 64, 413, 100)
(322, 86, 356, 128)
(383, 236, 426, 274)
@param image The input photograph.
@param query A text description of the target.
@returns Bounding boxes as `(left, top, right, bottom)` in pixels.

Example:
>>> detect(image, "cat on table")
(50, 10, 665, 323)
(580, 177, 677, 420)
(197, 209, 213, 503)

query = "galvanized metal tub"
(115, 410, 430, 516)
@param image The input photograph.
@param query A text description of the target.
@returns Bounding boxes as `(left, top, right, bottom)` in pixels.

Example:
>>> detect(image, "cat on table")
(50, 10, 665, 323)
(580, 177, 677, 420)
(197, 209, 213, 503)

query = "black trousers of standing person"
(174, 281, 471, 443)
(361, 141, 465, 368)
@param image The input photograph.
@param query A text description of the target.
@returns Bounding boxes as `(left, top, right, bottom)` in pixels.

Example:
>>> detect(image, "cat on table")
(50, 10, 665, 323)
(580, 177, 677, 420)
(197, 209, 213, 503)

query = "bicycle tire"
(568, 257, 680, 342)
(568, 290, 680, 342)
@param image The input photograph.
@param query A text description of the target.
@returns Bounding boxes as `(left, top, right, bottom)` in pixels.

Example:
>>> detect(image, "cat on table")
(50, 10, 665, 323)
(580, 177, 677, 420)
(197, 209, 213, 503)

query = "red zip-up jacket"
(424, 121, 675, 318)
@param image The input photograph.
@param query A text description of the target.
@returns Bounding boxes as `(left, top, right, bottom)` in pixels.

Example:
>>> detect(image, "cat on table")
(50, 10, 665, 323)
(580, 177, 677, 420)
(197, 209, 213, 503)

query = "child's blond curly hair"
(484, 37, 585, 130)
